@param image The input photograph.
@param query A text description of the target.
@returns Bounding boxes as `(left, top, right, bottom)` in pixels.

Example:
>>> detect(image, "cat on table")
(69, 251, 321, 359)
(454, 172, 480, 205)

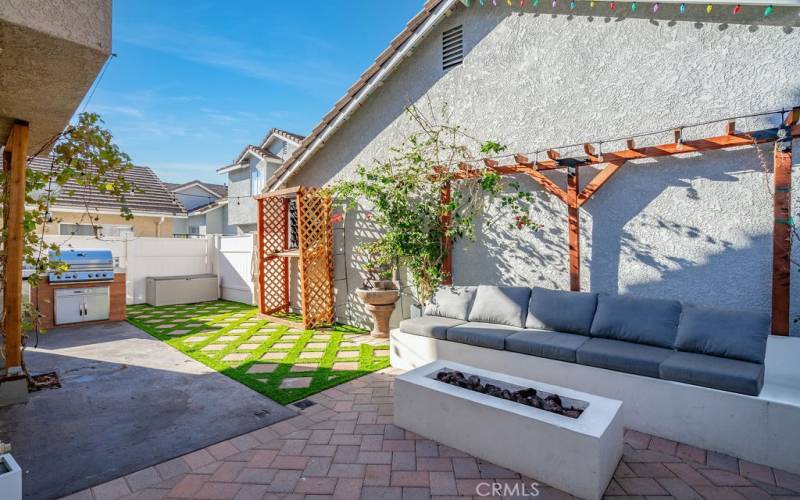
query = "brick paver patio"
(67, 368, 800, 500)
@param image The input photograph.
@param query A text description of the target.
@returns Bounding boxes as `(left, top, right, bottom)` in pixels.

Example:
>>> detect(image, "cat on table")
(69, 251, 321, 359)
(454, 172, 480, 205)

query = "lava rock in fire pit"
(434, 370, 583, 419)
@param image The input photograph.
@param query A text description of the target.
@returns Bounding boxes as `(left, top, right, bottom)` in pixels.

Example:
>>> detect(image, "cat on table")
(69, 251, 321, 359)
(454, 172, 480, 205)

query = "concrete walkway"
(0, 321, 295, 500)
(67, 368, 800, 500)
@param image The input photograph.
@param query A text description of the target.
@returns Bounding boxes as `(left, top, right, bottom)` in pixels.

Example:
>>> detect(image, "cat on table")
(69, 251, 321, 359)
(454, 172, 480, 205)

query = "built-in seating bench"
(390, 285, 800, 474)
(399, 286, 769, 396)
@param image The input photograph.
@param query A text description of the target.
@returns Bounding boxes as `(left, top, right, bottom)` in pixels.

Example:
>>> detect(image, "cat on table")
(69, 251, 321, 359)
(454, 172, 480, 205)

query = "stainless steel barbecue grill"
(48, 249, 115, 283)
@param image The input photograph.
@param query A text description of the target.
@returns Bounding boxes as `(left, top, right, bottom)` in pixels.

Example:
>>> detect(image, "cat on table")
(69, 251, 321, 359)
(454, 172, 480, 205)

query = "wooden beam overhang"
(436, 110, 800, 318)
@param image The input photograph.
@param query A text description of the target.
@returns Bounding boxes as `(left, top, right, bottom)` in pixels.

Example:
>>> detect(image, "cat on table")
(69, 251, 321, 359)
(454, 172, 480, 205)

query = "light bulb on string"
(706, 3, 712, 13)
(653, 2, 659, 12)
(679, 3, 686, 14)
(493, 0, 497, 5)
(631, 1, 637, 12)
(521, 0, 525, 7)
(764, 4, 773, 16)
(610, 1, 616, 11)
(570, 0, 576, 9)
(552, 0, 557, 8)
(732, 4, 740, 14)
(590, 0, 595, 7)
(508, 0, 513, 5)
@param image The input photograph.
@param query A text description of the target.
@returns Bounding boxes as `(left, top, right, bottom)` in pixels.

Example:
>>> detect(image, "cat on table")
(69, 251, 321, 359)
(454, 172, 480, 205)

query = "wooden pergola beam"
(577, 160, 627, 207)
(3, 120, 29, 374)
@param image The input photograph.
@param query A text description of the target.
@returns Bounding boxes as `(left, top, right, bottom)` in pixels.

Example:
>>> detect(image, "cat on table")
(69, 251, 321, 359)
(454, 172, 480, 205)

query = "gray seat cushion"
(446, 322, 522, 350)
(526, 288, 598, 335)
(590, 294, 682, 348)
(399, 316, 466, 340)
(675, 305, 770, 364)
(424, 286, 477, 321)
(506, 329, 591, 363)
(660, 352, 765, 396)
(468, 285, 531, 328)
(576, 338, 674, 378)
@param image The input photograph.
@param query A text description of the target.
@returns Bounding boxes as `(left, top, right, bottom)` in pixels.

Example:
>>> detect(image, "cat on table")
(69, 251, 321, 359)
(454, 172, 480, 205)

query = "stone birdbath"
(356, 280, 401, 338)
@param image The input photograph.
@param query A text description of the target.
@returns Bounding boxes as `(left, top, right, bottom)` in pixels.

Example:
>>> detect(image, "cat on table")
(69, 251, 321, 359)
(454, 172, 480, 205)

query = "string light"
(521, 0, 525, 7)
(570, 0, 576, 9)
(479, 0, 485, 5)
(492, 0, 497, 6)
(610, 1, 616, 11)
(764, 4, 773, 15)
(679, 3, 686, 14)
(507, 0, 513, 5)
(534, 0, 539, 6)
(590, 0, 595, 7)
(631, 1, 637, 12)
(732, 4, 740, 14)
(552, 0, 557, 8)
(706, 3, 713, 13)
(653, 2, 659, 12)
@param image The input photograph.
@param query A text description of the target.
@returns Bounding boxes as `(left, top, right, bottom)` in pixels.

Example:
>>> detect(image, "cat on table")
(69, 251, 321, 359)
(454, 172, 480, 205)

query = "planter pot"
(409, 303, 423, 318)
(0, 454, 22, 500)
(356, 280, 401, 338)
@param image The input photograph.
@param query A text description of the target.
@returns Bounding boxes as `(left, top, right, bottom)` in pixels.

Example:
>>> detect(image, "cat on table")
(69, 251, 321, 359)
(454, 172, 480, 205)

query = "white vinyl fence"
(42, 234, 256, 305)
(216, 234, 256, 305)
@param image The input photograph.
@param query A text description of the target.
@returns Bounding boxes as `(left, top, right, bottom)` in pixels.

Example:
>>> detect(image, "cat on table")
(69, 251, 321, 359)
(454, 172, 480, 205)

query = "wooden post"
(256, 198, 265, 315)
(771, 125, 792, 336)
(440, 181, 453, 285)
(3, 121, 29, 374)
(567, 166, 580, 292)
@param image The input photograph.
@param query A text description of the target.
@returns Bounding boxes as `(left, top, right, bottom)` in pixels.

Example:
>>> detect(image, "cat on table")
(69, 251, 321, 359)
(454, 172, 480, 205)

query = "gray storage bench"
(398, 285, 770, 396)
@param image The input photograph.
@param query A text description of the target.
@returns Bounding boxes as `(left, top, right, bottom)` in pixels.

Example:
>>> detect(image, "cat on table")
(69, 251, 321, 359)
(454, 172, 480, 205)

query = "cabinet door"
(55, 293, 84, 325)
(83, 288, 110, 322)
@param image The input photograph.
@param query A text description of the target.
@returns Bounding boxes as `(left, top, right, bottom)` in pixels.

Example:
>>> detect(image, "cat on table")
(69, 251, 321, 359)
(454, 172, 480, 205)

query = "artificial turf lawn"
(126, 300, 390, 405)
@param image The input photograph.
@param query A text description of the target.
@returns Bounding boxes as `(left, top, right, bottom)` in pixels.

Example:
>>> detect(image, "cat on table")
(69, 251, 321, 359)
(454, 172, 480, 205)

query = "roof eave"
(265, 0, 460, 191)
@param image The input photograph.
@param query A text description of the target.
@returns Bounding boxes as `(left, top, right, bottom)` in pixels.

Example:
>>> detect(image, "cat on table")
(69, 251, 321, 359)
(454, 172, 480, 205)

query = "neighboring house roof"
(24, 156, 187, 217)
(188, 198, 228, 216)
(166, 180, 228, 198)
(264, 0, 459, 190)
(260, 128, 306, 148)
(216, 144, 282, 174)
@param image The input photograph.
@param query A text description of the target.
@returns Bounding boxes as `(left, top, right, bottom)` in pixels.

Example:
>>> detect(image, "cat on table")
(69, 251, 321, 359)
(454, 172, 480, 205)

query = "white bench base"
(395, 360, 623, 500)
(390, 329, 800, 475)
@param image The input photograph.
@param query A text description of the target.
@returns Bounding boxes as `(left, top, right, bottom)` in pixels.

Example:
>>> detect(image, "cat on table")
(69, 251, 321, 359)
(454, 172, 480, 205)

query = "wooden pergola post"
(771, 122, 794, 336)
(440, 181, 453, 285)
(3, 120, 30, 374)
(567, 167, 580, 291)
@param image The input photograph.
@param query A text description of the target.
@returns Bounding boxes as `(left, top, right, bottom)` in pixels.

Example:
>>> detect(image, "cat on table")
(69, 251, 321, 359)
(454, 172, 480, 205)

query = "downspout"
(156, 216, 165, 237)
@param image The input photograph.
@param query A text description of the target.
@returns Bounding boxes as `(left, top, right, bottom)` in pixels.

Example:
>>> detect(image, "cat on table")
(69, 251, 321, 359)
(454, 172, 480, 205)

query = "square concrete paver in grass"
(127, 301, 390, 405)
(247, 363, 278, 374)
(278, 377, 313, 389)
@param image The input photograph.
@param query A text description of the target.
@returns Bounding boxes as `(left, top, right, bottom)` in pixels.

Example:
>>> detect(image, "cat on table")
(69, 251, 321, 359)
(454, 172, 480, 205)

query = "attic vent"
(442, 25, 463, 71)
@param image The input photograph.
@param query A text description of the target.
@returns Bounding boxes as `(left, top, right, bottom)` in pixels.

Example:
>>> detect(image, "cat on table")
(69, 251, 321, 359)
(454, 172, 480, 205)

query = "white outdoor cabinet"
(0, 453, 22, 500)
(54, 287, 110, 325)
(145, 274, 219, 306)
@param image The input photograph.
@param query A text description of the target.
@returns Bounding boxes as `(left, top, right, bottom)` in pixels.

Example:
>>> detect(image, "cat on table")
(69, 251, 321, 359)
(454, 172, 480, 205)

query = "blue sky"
(82, 1, 422, 185)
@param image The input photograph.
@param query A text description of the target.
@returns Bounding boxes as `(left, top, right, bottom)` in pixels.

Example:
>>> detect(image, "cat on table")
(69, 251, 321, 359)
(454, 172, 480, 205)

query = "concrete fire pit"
(394, 360, 623, 500)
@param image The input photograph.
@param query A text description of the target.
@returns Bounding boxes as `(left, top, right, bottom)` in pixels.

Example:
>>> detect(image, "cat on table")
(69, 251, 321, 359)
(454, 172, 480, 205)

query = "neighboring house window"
(59, 223, 96, 236)
(250, 165, 263, 196)
(59, 223, 133, 237)
(288, 199, 299, 249)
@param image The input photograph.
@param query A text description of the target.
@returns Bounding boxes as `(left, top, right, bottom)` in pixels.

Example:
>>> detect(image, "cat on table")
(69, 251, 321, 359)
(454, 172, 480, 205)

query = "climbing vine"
(329, 102, 541, 304)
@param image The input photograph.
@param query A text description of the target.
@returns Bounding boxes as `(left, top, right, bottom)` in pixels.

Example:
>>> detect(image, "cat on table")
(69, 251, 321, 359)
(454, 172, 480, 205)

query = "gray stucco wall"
(227, 165, 257, 227)
(287, 5, 800, 333)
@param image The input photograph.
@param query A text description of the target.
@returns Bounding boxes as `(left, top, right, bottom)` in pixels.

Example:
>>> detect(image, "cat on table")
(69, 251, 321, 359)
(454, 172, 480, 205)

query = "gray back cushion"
(526, 287, 598, 335)
(674, 305, 770, 364)
(468, 286, 531, 328)
(424, 286, 477, 321)
(590, 294, 682, 348)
